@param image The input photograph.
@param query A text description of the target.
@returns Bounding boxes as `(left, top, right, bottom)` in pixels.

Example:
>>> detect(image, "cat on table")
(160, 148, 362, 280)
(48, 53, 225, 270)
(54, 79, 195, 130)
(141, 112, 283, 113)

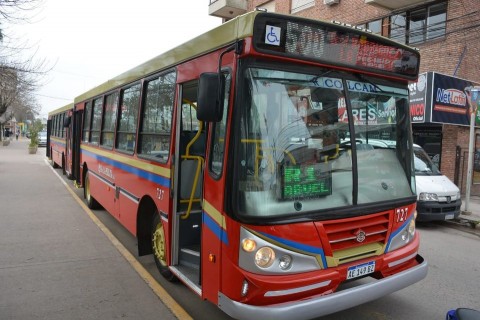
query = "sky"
(12, 0, 222, 118)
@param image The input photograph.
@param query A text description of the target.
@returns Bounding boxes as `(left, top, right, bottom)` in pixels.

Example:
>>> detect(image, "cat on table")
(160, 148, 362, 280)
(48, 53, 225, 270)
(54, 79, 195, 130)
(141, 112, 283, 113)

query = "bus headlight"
(279, 255, 293, 270)
(255, 247, 275, 268)
(408, 219, 416, 237)
(242, 238, 256, 252)
(419, 192, 438, 201)
(239, 227, 322, 274)
(387, 217, 415, 252)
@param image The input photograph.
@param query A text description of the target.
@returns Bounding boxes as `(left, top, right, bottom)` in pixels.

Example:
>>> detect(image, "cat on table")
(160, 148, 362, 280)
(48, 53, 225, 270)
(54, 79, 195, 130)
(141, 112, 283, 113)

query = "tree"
(0, 0, 47, 140)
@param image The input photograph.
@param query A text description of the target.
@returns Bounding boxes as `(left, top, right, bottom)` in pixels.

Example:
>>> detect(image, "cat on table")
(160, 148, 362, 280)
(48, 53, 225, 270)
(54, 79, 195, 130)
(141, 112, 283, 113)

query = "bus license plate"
(347, 261, 375, 280)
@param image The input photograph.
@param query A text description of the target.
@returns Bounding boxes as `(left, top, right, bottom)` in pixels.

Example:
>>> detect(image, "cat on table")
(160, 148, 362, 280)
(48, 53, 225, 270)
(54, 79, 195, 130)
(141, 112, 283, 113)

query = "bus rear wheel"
(84, 171, 100, 209)
(152, 214, 175, 281)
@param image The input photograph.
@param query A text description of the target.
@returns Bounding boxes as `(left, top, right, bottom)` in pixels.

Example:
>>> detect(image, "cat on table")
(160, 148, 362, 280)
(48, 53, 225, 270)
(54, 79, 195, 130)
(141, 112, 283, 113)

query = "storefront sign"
(409, 72, 479, 126)
(431, 73, 473, 126)
(409, 73, 427, 123)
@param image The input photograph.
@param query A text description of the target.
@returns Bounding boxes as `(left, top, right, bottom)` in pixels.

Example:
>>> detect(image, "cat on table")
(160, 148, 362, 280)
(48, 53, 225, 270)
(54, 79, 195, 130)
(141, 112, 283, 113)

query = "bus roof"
(73, 11, 420, 104)
(73, 11, 259, 104)
(48, 103, 74, 117)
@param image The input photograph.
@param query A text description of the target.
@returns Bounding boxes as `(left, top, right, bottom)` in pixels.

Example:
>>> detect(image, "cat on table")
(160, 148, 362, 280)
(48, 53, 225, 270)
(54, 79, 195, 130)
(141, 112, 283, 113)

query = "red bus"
(65, 11, 427, 319)
(47, 103, 74, 178)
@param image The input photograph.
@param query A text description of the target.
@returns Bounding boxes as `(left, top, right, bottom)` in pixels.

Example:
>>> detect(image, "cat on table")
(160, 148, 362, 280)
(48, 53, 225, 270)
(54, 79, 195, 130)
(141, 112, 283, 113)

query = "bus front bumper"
(218, 254, 427, 320)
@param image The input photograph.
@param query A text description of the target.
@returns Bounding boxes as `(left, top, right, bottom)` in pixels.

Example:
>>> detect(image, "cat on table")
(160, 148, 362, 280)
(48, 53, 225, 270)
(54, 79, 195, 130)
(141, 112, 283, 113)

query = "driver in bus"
(288, 86, 340, 159)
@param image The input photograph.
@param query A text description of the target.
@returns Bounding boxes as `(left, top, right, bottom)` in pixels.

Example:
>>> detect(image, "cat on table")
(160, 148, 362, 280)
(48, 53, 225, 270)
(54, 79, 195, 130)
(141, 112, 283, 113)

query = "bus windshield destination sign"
(255, 15, 420, 80)
(281, 163, 332, 200)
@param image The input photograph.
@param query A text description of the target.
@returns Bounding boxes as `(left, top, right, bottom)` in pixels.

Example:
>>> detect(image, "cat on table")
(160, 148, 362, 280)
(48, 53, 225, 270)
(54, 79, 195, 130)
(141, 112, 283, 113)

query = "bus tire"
(84, 171, 100, 209)
(62, 154, 66, 175)
(152, 214, 176, 281)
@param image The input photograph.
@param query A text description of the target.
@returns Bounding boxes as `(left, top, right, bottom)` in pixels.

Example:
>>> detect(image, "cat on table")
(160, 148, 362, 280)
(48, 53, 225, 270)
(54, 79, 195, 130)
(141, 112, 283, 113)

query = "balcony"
(209, 0, 247, 19)
(364, 0, 429, 10)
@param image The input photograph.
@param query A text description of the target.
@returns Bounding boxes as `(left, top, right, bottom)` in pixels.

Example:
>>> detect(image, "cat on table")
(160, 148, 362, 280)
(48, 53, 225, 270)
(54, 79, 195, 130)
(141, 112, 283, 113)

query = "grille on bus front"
(321, 212, 390, 266)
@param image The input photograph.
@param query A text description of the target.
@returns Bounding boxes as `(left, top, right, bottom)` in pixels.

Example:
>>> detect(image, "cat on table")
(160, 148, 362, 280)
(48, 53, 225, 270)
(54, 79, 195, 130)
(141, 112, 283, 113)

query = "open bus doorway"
(171, 81, 205, 292)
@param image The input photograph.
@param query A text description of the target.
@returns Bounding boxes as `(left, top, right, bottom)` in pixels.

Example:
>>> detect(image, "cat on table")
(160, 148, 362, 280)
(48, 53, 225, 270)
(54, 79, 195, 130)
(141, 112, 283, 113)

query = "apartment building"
(209, 0, 480, 194)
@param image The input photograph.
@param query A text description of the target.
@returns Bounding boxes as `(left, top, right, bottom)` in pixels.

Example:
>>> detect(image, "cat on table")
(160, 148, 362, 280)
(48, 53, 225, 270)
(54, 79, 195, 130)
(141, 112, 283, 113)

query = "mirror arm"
(217, 40, 242, 106)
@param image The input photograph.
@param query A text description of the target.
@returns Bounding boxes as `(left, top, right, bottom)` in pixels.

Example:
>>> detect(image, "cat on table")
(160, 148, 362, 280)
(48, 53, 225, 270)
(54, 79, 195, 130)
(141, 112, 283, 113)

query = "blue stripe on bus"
(203, 212, 229, 245)
(259, 231, 328, 268)
(50, 140, 66, 148)
(81, 149, 170, 188)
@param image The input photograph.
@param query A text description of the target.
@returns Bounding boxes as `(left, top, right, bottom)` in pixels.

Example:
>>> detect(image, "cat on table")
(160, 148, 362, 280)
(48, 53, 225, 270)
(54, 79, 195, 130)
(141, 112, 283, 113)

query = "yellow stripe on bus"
(81, 145, 171, 178)
(203, 200, 226, 231)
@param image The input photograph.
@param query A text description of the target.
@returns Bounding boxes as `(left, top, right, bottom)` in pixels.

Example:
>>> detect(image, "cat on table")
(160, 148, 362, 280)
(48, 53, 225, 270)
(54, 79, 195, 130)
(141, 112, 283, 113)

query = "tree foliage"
(0, 0, 46, 128)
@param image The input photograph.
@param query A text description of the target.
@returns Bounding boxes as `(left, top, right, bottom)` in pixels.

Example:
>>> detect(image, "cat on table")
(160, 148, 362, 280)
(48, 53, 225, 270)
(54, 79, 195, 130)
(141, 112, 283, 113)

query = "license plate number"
(347, 261, 375, 280)
(445, 214, 454, 220)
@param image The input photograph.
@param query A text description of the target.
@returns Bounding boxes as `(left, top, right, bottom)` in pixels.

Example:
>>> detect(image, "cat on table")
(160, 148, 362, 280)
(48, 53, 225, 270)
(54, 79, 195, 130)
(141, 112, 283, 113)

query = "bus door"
(72, 109, 83, 185)
(172, 73, 230, 299)
(46, 119, 52, 158)
(171, 81, 205, 292)
(64, 112, 73, 178)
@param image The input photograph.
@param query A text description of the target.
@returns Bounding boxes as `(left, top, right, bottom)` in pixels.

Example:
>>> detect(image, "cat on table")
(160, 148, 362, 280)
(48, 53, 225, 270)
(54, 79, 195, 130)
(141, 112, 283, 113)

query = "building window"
(390, 13, 406, 44)
(367, 19, 382, 35)
(291, 0, 314, 13)
(388, 1, 447, 45)
(427, 3, 447, 41)
(409, 8, 427, 44)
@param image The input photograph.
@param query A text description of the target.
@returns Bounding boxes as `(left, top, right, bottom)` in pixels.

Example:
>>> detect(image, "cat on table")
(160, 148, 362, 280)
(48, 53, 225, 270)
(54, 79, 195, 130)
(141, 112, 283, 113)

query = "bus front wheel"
(84, 171, 100, 209)
(152, 214, 176, 281)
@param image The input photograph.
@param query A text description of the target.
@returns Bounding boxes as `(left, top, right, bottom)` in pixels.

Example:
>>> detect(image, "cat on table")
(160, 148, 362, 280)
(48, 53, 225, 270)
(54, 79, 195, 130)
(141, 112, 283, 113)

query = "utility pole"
(464, 86, 480, 213)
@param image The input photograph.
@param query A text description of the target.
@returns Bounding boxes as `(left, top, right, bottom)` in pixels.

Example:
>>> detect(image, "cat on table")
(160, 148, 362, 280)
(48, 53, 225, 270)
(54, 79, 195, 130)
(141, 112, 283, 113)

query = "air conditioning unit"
(324, 0, 339, 5)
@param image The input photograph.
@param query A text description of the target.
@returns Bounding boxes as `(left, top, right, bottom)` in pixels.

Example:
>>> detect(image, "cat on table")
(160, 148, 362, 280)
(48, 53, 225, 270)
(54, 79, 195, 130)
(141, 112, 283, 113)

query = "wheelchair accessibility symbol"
(265, 25, 281, 46)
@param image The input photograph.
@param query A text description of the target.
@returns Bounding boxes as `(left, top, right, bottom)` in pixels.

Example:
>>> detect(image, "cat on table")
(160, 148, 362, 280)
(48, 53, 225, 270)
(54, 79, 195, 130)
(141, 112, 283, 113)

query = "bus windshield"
(234, 66, 415, 219)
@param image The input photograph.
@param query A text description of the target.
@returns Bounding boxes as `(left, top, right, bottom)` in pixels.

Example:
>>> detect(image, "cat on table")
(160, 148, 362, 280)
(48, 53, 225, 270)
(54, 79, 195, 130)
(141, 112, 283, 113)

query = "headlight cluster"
(239, 227, 321, 275)
(387, 216, 416, 252)
(418, 192, 438, 201)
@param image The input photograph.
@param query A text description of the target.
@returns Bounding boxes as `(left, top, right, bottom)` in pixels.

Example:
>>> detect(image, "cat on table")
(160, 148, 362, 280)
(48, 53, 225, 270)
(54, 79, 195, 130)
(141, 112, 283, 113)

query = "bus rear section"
(47, 104, 74, 178)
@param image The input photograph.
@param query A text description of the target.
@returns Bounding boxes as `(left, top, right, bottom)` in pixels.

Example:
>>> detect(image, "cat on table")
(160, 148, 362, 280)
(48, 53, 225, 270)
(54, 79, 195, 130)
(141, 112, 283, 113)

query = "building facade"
(209, 0, 480, 194)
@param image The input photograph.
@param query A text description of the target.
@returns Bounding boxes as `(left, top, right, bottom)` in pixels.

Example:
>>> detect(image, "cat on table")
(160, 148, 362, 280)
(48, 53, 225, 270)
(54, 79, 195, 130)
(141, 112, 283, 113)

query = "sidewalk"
(0, 139, 177, 319)
(459, 195, 480, 227)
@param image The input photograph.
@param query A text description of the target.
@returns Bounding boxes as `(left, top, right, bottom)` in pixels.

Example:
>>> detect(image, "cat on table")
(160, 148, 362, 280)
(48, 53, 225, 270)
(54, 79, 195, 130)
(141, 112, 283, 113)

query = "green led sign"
(281, 164, 332, 200)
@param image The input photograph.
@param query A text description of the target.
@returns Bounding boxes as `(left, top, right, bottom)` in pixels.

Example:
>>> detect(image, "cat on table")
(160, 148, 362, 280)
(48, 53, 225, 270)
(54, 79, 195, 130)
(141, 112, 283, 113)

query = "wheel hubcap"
(152, 222, 167, 266)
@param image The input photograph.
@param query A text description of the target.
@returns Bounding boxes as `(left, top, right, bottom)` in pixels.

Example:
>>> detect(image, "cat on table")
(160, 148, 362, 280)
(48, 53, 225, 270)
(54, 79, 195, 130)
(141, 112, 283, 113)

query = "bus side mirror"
(197, 72, 224, 122)
(63, 116, 71, 127)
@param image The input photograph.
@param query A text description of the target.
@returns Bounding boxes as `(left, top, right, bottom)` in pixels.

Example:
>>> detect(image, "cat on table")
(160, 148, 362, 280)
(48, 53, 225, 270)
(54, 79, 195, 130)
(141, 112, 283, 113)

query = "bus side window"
(116, 83, 141, 153)
(209, 72, 231, 177)
(101, 92, 119, 149)
(82, 101, 92, 143)
(138, 71, 176, 161)
(90, 98, 103, 145)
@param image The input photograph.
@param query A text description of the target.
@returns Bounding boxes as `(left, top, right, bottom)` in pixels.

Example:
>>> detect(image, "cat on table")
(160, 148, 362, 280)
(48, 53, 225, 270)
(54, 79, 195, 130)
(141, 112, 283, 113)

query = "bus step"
(180, 246, 200, 269)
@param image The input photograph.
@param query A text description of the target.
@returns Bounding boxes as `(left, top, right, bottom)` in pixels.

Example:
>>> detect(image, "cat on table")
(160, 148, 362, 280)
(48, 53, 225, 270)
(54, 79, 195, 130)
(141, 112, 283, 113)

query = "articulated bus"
(56, 11, 428, 319)
(47, 103, 74, 178)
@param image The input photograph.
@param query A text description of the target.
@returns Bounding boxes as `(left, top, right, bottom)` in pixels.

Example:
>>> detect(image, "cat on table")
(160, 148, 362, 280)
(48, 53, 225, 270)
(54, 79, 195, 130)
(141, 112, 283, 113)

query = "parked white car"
(341, 138, 462, 221)
(38, 131, 47, 147)
(413, 145, 461, 221)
